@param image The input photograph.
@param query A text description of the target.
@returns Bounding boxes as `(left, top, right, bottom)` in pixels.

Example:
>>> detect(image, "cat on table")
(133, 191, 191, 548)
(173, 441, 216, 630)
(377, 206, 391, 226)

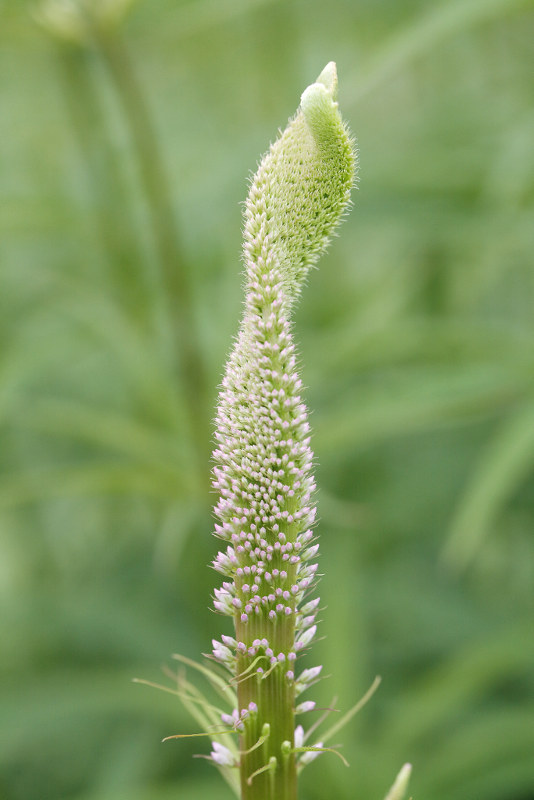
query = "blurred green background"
(1, 0, 534, 798)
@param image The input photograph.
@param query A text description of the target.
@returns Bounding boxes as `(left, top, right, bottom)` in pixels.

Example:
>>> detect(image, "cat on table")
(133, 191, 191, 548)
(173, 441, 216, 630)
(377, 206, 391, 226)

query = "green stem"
(93, 26, 208, 465)
(55, 45, 154, 322)
(236, 616, 297, 800)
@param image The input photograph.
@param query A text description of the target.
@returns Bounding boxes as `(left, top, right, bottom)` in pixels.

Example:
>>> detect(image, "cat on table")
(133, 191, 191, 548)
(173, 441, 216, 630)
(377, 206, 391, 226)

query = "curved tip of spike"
(300, 84, 341, 147)
(315, 61, 338, 98)
(300, 62, 341, 131)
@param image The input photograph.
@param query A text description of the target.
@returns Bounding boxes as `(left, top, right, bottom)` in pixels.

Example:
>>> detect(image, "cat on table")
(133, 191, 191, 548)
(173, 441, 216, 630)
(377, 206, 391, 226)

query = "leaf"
(346, 0, 531, 105)
(443, 398, 534, 569)
(383, 763, 412, 800)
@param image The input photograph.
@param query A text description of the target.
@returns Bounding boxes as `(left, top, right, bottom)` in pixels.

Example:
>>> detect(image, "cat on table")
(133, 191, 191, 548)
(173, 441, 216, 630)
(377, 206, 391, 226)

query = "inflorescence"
(135, 59, 413, 800)
(207, 62, 356, 797)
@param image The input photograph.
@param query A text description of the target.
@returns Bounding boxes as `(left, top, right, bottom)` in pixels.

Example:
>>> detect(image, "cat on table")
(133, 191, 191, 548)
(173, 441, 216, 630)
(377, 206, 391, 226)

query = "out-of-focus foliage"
(1, 1, 533, 799)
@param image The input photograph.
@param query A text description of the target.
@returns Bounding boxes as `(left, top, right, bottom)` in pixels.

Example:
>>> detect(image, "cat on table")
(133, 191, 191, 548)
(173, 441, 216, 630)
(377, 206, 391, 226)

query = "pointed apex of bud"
(300, 62, 341, 133)
(316, 61, 338, 98)
(245, 61, 356, 307)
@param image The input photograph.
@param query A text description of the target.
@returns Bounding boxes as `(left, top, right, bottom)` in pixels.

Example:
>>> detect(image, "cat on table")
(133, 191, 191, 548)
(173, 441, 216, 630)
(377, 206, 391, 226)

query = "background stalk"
(93, 25, 209, 467)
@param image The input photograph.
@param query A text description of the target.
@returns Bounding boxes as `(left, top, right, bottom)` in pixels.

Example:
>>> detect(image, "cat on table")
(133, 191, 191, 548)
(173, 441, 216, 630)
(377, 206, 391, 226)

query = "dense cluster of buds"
(126, 57, 413, 800)
(208, 63, 356, 800)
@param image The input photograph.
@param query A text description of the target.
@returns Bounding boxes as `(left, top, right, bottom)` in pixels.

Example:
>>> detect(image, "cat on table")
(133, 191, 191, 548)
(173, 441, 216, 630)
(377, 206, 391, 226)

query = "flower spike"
(211, 62, 356, 799)
(133, 60, 413, 800)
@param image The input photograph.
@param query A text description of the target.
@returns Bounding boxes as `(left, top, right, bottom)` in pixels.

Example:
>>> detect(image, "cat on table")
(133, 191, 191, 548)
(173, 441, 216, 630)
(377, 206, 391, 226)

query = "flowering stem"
(210, 63, 356, 799)
(236, 617, 297, 800)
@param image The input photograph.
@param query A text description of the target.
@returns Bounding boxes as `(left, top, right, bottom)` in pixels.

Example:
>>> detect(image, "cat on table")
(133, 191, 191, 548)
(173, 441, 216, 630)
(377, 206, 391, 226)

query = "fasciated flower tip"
(300, 80, 337, 133)
(301, 62, 338, 115)
(316, 61, 338, 97)
(300, 62, 352, 155)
